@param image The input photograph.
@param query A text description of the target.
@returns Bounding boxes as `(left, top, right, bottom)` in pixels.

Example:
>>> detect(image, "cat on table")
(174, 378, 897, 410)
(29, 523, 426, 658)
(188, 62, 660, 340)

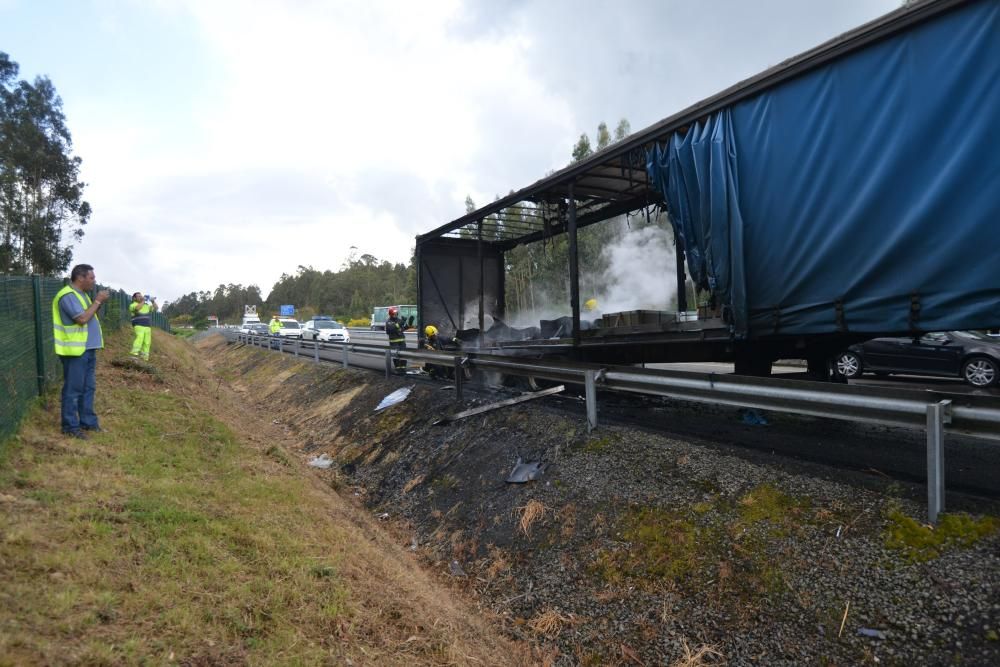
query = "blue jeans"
(60, 350, 99, 432)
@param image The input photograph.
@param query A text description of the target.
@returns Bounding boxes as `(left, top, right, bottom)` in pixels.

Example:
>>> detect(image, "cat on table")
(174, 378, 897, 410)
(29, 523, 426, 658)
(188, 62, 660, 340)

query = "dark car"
(247, 323, 270, 336)
(835, 331, 999, 387)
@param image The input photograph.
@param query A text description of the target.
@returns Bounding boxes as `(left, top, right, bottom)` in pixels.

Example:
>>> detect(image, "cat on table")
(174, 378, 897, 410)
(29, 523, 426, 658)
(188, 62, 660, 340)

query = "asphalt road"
(331, 331, 1000, 396)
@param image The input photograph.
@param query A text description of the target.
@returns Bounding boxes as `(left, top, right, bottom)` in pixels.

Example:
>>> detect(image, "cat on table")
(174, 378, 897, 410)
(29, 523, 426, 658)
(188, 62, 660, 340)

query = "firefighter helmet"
(583, 298, 598, 312)
(424, 325, 438, 338)
(388, 306, 399, 318)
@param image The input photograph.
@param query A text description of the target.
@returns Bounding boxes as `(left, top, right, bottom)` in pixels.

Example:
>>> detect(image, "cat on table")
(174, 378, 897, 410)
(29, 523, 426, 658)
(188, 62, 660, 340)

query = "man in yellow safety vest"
(128, 292, 157, 360)
(52, 264, 110, 439)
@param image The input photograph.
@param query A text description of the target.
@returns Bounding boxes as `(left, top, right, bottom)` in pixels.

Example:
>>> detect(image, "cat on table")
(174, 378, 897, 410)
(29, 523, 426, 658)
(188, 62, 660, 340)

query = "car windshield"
(314, 321, 335, 329)
(281, 321, 300, 329)
(952, 330, 992, 341)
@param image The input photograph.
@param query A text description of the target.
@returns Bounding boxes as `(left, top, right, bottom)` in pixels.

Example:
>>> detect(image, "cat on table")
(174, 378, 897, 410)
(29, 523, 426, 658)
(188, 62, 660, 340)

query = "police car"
(301, 316, 351, 343)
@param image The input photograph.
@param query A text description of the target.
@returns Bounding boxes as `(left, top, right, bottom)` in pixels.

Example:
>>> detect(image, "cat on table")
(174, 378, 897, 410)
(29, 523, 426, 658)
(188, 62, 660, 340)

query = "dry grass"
(669, 640, 725, 667)
(527, 609, 577, 638)
(515, 499, 548, 537)
(0, 330, 527, 666)
(404, 474, 427, 494)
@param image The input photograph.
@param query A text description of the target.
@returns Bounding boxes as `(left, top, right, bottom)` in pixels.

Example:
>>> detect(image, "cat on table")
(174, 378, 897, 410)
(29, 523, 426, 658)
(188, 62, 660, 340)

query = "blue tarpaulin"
(647, 0, 999, 338)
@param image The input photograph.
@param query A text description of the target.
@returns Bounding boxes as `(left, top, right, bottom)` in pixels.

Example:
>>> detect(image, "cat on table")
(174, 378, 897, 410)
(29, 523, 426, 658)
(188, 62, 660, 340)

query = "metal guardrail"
(227, 331, 1000, 523)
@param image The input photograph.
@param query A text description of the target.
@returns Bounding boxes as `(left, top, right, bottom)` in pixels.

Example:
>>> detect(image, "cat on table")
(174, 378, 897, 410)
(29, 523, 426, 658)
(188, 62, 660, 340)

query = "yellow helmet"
(583, 298, 598, 312)
(424, 325, 438, 337)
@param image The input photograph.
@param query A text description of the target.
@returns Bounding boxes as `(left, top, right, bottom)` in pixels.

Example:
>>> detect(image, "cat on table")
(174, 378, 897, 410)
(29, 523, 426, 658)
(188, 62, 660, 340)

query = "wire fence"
(0, 275, 170, 444)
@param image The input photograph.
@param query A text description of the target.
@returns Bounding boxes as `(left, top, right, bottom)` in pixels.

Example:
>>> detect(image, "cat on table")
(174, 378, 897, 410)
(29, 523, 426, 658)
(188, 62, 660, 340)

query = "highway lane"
(289, 332, 1000, 396)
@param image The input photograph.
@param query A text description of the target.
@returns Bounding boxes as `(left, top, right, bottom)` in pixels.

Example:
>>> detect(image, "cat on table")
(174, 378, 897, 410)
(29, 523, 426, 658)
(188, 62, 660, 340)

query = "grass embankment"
(0, 330, 523, 665)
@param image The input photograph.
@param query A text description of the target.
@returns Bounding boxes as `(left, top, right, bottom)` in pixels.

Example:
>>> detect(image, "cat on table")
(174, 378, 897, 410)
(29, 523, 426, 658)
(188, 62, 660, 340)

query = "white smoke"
(589, 224, 677, 315)
(502, 220, 680, 330)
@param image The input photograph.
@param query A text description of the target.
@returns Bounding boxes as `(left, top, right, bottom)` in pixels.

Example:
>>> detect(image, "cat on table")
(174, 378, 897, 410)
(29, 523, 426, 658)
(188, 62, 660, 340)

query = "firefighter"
(128, 292, 157, 360)
(268, 315, 281, 335)
(423, 324, 462, 379)
(384, 306, 411, 370)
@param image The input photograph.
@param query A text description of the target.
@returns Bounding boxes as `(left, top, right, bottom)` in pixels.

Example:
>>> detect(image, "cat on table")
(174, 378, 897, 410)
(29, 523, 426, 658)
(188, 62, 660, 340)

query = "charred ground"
(205, 335, 1000, 667)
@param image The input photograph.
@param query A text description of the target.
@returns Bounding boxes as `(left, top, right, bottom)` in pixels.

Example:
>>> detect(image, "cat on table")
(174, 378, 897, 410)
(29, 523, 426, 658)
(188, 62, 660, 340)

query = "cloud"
(39, 0, 900, 302)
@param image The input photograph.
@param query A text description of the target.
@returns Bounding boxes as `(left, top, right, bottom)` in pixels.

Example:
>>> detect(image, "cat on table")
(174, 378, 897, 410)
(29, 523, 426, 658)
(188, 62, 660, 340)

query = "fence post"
(314, 339, 320, 363)
(342, 343, 349, 368)
(926, 400, 951, 524)
(385, 350, 392, 378)
(584, 369, 598, 432)
(294, 338, 300, 357)
(31, 276, 47, 396)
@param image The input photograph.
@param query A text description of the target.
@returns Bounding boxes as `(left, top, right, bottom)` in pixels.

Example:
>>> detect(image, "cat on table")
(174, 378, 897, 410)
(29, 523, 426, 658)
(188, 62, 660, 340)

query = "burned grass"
(201, 334, 1000, 666)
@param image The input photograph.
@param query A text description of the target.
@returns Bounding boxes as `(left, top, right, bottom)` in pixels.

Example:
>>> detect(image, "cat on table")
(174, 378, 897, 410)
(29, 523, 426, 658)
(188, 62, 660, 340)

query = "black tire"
(962, 356, 998, 387)
(834, 351, 863, 379)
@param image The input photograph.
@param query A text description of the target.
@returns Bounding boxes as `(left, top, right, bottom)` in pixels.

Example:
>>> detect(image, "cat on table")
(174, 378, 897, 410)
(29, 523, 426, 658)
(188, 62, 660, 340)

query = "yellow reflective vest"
(52, 285, 100, 357)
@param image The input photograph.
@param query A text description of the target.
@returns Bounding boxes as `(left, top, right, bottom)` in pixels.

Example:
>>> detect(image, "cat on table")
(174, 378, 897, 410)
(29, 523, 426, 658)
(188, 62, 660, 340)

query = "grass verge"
(0, 330, 522, 665)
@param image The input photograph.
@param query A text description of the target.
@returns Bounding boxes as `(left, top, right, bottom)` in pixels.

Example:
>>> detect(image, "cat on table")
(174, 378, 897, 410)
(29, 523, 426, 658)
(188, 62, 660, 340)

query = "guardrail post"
(342, 344, 349, 368)
(385, 350, 392, 378)
(454, 358, 464, 403)
(294, 338, 300, 357)
(926, 399, 951, 524)
(314, 340, 320, 363)
(584, 369, 598, 432)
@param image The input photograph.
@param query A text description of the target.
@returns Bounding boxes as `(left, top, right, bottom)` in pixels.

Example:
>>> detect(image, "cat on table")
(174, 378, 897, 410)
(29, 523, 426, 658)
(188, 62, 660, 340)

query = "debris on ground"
(433, 385, 564, 425)
(857, 628, 888, 640)
(375, 386, 412, 412)
(506, 458, 545, 483)
(308, 453, 334, 469)
(449, 560, 466, 577)
(738, 407, 769, 426)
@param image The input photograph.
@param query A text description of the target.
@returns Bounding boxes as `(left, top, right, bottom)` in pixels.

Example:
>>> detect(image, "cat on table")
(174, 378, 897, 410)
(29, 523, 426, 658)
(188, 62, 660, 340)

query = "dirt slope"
(204, 334, 1000, 667)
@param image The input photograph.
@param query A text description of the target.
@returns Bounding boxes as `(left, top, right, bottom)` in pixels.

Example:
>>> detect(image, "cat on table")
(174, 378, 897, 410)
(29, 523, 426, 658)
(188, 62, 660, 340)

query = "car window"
(952, 330, 991, 341)
(921, 332, 949, 343)
(314, 321, 335, 329)
(282, 321, 300, 329)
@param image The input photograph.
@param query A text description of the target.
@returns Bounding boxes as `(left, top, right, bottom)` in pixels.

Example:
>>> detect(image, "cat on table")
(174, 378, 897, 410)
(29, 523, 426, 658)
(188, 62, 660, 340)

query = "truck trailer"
(414, 0, 999, 379)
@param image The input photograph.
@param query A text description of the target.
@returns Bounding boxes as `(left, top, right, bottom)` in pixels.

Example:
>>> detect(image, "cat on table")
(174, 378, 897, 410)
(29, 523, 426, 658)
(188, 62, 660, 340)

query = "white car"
(276, 318, 302, 338)
(302, 318, 351, 343)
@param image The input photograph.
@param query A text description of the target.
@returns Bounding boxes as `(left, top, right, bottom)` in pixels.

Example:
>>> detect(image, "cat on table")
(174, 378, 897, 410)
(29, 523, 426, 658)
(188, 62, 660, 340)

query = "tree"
(596, 122, 611, 151)
(614, 118, 631, 142)
(571, 133, 592, 163)
(0, 52, 90, 275)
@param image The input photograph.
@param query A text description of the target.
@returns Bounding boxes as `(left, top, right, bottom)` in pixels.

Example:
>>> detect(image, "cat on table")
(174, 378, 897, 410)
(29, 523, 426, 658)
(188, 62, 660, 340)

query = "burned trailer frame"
(415, 0, 998, 376)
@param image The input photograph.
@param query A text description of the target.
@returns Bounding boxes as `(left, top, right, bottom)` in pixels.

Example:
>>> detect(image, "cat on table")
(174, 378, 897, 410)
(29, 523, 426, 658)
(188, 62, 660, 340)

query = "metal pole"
(314, 339, 320, 362)
(477, 218, 485, 345)
(294, 338, 300, 357)
(342, 343, 349, 368)
(584, 369, 598, 432)
(675, 237, 687, 313)
(454, 358, 464, 403)
(385, 349, 392, 378)
(567, 183, 580, 348)
(926, 400, 951, 524)
(31, 275, 47, 395)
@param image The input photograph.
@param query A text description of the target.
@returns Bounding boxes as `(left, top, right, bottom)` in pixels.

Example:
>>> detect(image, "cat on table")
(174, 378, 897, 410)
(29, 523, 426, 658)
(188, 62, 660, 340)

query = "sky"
(0, 0, 901, 303)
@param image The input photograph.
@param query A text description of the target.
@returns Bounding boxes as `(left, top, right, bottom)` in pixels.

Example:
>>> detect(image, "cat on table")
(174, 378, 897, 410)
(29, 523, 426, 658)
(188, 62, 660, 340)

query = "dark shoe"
(64, 430, 89, 440)
(82, 426, 103, 433)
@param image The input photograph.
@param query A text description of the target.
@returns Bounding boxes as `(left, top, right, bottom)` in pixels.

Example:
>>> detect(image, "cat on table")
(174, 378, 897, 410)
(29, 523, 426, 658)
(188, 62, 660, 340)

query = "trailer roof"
(415, 0, 966, 250)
